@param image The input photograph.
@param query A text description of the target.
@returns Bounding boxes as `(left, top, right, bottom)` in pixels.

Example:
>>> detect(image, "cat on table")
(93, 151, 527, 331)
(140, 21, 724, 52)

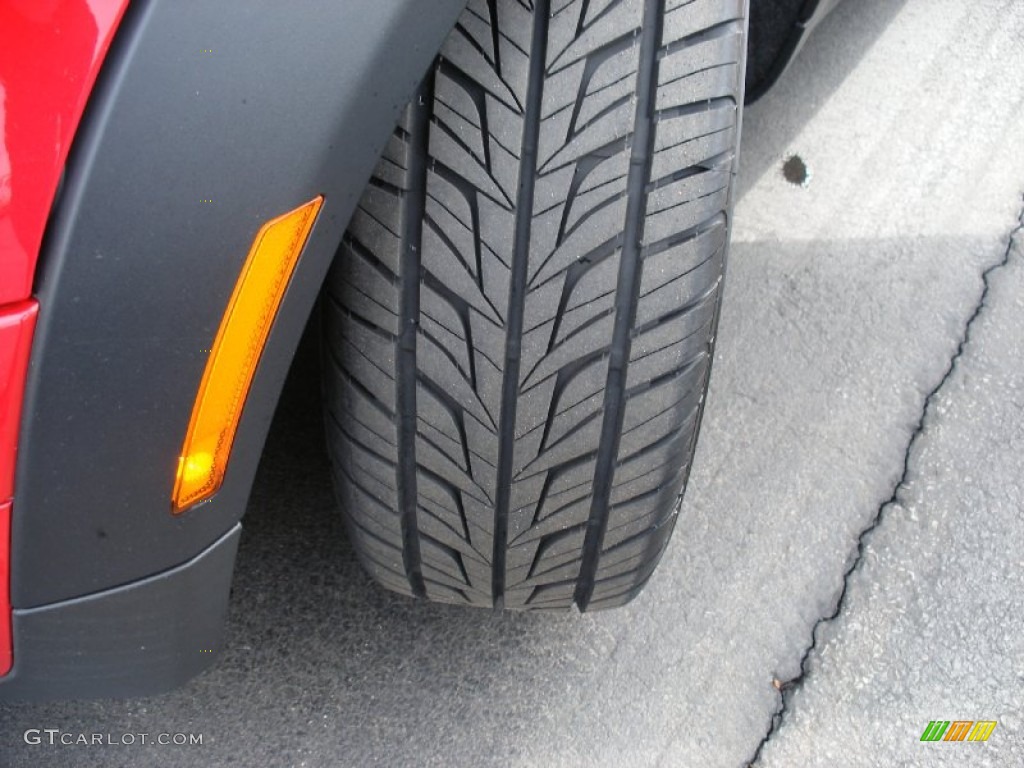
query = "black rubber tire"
(322, 0, 747, 611)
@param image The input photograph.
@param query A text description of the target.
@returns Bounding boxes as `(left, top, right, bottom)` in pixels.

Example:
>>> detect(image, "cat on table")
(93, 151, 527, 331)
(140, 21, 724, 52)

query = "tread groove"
(396, 74, 434, 600)
(492, 0, 552, 609)
(574, 0, 664, 611)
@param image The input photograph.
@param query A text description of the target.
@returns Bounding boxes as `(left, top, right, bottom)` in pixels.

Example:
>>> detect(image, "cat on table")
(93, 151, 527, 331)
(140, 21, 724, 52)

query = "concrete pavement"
(1, 0, 1022, 765)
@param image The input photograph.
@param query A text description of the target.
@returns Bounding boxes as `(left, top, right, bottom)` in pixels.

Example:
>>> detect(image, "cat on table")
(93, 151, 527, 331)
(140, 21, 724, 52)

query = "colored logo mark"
(920, 720, 997, 742)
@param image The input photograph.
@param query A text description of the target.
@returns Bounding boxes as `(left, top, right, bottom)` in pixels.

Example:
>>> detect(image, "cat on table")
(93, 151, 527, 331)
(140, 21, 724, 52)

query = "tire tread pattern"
(324, 0, 745, 610)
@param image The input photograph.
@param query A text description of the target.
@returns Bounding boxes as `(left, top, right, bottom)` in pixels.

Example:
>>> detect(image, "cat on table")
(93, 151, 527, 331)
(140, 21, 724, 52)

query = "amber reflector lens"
(172, 196, 323, 513)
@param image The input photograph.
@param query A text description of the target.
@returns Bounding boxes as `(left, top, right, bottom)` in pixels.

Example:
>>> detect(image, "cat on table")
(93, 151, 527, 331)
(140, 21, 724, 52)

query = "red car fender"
(0, 0, 128, 304)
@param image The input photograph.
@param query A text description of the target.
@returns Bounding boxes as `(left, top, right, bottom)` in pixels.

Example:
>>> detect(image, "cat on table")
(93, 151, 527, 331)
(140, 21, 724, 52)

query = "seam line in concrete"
(744, 193, 1024, 767)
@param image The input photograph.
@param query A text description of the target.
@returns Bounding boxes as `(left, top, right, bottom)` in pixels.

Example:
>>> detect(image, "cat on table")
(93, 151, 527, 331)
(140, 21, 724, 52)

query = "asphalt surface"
(2, 0, 1023, 766)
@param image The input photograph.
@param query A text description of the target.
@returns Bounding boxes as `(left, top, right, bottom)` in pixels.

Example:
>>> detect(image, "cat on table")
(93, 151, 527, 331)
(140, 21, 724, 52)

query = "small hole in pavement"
(782, 154, 809, 186)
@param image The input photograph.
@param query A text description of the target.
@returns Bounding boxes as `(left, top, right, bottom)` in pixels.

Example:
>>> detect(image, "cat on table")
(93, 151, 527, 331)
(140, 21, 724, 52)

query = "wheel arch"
(2, 0, 465, 698)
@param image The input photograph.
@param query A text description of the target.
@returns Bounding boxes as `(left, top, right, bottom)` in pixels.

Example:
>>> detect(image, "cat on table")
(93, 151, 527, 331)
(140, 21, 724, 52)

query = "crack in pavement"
(743, 195, 1024, 768)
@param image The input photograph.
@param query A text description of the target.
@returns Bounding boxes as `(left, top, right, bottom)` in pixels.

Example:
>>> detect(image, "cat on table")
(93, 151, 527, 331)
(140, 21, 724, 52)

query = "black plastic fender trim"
(12, 0, 466, 609)
(0, 524, 240, 701)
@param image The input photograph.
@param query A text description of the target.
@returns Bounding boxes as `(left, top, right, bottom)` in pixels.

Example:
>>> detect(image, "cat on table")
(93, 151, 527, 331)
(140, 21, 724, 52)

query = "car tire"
(321, 0, 747, 611)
